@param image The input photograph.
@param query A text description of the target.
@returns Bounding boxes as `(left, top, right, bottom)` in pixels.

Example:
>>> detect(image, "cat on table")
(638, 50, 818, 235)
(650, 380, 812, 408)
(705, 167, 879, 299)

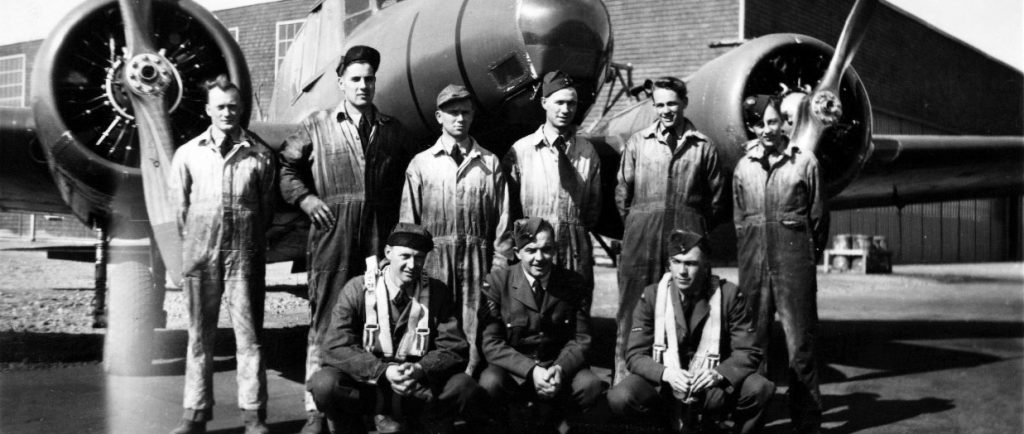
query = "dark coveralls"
(614, 119, 727, 383)
(732, 140, 825, 430)
(278, 104, 418, 411)
(170, 128, 276, 419)
(607, 276, 773, 433)
(308, 268, 482, 433)
(477, 265, 603, 429)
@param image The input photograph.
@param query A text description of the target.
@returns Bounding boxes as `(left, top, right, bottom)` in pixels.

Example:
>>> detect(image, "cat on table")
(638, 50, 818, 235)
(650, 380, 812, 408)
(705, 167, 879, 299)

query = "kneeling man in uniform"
(607, 230, 773, 433)
(308, 223, 482, 433)
(477, 217, 603, 431)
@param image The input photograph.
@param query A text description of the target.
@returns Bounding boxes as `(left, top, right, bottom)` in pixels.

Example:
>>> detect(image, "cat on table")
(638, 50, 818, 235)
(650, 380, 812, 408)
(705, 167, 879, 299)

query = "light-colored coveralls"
(400, 136, 509, 374)
(503, 127, 601, 292)
(171, 127, 276, 419)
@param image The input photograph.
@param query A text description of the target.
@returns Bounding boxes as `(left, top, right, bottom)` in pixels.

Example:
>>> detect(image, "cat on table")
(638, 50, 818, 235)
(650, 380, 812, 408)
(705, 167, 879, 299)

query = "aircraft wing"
(0, 107, 70, 215)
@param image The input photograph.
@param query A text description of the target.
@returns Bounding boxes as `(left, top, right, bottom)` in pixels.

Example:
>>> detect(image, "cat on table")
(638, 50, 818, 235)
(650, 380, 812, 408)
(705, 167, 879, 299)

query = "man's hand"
(299, 195, 336, 229)
(545, 365, 563, 393)
(532, 366, 557, 399)
(661, 367, 692, 398)
(386, 363, 421, 397)
(689, 368, 725, 394)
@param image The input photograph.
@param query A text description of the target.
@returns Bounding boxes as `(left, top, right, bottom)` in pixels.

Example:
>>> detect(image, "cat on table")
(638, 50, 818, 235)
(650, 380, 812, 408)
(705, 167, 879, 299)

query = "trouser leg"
(774, 280, 822, 432)
(607, 374, 662, 418)
(614, 268, 648, 385)
(702, 374, 774, 434)
(182, 276, 223, 419)
(305, 222, 351, 412)
(307, 366, 370, 433)
(225, 277, 267, 411)
(411, 373, 483, 434)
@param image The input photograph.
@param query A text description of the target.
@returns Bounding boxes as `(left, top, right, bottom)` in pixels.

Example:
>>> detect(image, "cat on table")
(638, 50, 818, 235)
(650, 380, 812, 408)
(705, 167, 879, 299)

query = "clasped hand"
(531, 364, 563, 399)
(385, 362, 424, 396)
(662, 367, 723, 400)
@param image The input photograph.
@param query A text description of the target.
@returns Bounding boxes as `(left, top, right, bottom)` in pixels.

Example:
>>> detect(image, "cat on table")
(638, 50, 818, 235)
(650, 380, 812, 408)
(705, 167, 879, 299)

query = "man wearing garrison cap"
(400, 84, 510, 376)
(477, 217, 603, 431)
(278, 45, 419, 434)
(308, 223, 485, 433)
(501, 71, 602, 302)
(607, 230, 772, 433)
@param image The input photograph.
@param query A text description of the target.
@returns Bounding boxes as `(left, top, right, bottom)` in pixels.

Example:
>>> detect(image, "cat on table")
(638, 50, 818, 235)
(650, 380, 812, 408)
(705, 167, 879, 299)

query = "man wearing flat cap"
(735, 94, 825, 432)
(613, 75, 727, 384)
(401, 84, 510, 375)
(308, 223, 485, 433)
(607, 230, 772, 433)
(278, 45, 419, 433)
(477, 217, 603, 431)
(502, 70, 602, 299)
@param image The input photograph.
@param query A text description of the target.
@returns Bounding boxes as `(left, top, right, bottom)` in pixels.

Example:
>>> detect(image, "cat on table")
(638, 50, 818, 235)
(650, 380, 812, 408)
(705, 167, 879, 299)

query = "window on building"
(0, 54, 26, 107)
(276, 19, 306, 77)
(228, 27, 239, 41)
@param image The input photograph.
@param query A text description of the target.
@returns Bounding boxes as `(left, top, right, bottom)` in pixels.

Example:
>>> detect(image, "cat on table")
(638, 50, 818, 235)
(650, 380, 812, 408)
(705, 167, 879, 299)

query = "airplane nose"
(518, 0, 612, 111)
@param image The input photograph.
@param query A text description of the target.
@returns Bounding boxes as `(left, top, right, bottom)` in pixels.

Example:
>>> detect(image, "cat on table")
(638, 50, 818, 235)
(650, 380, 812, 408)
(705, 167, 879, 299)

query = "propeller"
(118, 0, 184, 282)
(790, 0, 878, 155)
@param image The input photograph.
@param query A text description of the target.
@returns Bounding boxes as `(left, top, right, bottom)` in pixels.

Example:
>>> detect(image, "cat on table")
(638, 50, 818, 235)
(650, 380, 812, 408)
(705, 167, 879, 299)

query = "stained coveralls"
(400, 136, 509, 374)
(278, 104, 417, 411)
(732, 140, 825, 431)
(613, 119, 727, 383)
(503, 127, 601, 292)
(170, 128, 276, 420)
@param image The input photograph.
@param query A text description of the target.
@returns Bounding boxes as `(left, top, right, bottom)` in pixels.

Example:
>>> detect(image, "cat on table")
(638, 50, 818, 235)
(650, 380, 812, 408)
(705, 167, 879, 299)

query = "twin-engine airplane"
(0, 0, 1020, 375)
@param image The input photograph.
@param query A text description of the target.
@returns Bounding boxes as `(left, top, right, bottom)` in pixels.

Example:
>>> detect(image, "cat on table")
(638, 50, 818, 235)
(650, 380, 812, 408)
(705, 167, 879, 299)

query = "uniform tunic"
(503, 127, 602, 291)
(613, 119, 726, 383)
(278, 103, 417, 411)
(170, 127, 276, 416)
(733, 140, 824, 429)
(400, 136, 509, 374)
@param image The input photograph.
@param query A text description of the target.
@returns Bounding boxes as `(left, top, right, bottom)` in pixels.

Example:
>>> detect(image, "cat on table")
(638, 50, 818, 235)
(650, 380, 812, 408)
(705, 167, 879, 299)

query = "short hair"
(203, 74, 240, 100)
(650, 76, 687, 99)
(743, 94, 781, 126)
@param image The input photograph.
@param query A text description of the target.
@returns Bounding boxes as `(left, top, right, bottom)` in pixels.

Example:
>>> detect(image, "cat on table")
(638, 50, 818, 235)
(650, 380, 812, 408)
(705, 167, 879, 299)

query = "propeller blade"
(118, 0, 184, 282)
(791, 0, 878, 155)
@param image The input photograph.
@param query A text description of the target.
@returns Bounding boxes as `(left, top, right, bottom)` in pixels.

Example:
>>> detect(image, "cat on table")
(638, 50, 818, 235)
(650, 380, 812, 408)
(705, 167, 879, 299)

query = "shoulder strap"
(691, 277, 723, 372)
(652, 273, 681, 369)
(363, 256, 395, 357)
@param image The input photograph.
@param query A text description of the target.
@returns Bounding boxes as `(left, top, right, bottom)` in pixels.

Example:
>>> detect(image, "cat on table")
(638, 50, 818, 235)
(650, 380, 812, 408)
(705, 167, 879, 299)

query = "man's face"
(384, 245, 427, 286)
(205, 87, 242, 134)
(756, 104, 784, 150)
(516, 230, 555, 279)
(338, 62, 377, 109)
(669, 246, 705, 294)
(652, 87, 687, 130)
(435, 99, 474, 140)
(541, 88, 578, 130)
(779, 92, 805, 138)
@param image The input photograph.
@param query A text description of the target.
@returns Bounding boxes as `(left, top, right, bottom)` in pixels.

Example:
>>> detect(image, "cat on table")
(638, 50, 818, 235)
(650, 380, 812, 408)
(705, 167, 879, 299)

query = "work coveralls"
(308, 267, 480, 432)
(503, 127, 601, 292)
(170, 128, 276, 420)
(732, 140, 825, 431)
(278, 104, 417, 411)
(613, 119, 727, 383)
(400, 136, 509, 374)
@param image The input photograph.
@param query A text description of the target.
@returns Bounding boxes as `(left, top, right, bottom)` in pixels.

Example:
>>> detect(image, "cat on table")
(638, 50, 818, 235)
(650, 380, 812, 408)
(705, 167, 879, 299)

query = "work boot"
(169, 419, 206, 434)
(242, 409, 270, 434)
(299, 411, 326, 434)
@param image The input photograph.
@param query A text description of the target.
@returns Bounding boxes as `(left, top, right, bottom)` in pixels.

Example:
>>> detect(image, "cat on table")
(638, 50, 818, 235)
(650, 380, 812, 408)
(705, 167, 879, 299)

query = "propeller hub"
(124, 52, 174, 96)
(811, 90, 843, 126)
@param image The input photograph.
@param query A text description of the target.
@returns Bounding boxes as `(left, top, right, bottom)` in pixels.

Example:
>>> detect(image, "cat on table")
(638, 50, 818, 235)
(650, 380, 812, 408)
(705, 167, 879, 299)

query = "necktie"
(357, 114, 372, 151)
(532, 279, 545, 308)
(451, 145, 464, 167)
(219, 135, 233, 157)
(666, 129, 679, 152)
(552, 136, 567, 154)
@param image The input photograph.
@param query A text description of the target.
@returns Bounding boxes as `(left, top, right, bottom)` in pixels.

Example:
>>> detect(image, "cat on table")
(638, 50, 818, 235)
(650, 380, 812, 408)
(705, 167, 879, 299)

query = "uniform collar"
(333, 101, 392, 124)
(745, 139, 800, 162)
(644, 118, 707, 145)
(522, 268, 551, 292)
(200, 126, 251, 148)
(535, 124, 576, 153)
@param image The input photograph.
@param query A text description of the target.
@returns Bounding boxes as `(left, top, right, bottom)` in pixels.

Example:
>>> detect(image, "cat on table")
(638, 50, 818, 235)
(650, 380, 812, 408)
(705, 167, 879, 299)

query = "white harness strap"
(652, 274, 723, 371)
(363, 256, 432, 360)
(689, 279, 722, 373)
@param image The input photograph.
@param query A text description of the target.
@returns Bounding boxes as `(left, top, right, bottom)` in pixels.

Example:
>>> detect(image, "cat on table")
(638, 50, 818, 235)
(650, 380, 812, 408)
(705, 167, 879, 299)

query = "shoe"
(374, 414, 404, 433)
(169, 419, 206, 434)
(299, 411, 326, 434)
(242, 410, 270, 434)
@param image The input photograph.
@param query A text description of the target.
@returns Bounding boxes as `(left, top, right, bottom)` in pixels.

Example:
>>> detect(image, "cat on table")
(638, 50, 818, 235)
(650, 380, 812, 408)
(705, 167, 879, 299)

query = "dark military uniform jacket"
(321, 272, 469, 385)
(479, 265, 592, 380)
(625, 276, 761, 392)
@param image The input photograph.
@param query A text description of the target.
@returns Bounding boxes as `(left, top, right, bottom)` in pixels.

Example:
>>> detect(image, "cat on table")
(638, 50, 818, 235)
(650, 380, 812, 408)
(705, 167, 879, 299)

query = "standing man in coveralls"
(734, 95, 826, 433)
(502, 71, 602, 296)
(477, 217, 603, 432)
(307, 223, 484, 434)
(169, 75, 276, 434)
(401, 84, 510, 375)
(278, 45, 419, 433)
(613, 76, 727, 383)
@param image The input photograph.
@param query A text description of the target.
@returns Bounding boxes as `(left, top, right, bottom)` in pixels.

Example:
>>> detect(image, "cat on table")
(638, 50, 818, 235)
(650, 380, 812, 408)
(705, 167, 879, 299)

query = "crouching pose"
(477, 217, 604, 431)
(308, 223, 483, 434)
(608, 230, 773, 433)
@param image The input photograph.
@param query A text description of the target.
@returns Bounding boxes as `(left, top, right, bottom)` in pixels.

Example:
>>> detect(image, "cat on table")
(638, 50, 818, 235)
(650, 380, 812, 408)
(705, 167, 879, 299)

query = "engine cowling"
(31, 0, 251, 237)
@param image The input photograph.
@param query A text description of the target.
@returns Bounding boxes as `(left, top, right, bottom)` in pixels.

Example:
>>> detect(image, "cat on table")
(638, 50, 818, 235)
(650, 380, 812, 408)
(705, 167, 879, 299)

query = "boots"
(169, 419, 206, 434)
(242, 409, 270, 434)
(299, 411, 326, 434)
